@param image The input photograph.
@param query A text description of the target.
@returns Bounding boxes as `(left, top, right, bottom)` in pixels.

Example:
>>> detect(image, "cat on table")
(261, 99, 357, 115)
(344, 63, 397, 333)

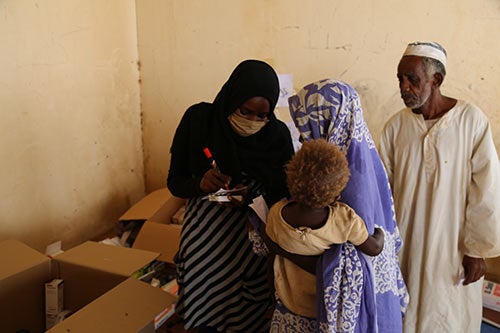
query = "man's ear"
(433, 72, 444, 87)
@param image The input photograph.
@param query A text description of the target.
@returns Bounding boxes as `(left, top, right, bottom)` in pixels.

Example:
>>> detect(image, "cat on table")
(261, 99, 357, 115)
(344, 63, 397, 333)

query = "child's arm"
(261, 228, 319, 275)
(356, 227, 384, 256)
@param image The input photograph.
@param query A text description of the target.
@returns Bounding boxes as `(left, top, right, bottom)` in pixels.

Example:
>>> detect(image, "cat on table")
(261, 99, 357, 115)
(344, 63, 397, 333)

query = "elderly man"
(379, 41, 500, 332)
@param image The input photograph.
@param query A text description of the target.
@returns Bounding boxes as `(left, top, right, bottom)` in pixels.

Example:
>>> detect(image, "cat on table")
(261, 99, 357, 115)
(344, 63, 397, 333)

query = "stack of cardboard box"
(0, 188, 186, 332)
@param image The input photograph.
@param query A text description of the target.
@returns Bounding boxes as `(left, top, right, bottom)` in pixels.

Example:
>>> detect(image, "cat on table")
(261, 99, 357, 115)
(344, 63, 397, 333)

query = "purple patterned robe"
(273, 79, 408, 333)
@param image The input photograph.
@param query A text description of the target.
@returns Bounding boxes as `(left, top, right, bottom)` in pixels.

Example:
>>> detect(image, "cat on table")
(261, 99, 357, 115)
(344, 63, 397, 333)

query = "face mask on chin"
(228, 112, 267, 137)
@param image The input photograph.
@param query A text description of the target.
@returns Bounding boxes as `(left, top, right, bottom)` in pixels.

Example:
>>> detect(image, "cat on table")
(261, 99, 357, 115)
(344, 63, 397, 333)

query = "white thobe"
(379, 100, 500, 333)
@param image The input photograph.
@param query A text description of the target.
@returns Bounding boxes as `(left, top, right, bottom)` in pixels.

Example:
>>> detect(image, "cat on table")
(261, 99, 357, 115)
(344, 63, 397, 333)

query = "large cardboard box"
(121, 188, 185, 264)
(0, 189, 185, 333)
(0, 239, 52, 332)
(52, 241, 160, 312)
(49, 189, 186, 331)
(119, 188, 186, 226)
(133, 221, 181, 263)
(47, 277, 177, 333)
(0, 239, 175, 333)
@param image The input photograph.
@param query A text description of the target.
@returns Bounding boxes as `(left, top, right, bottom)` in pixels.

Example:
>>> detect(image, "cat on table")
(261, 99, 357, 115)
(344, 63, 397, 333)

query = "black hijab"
(169, 59, 293, 204)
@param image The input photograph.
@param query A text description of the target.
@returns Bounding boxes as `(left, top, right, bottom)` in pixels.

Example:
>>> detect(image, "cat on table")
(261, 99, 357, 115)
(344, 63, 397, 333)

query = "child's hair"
(286, 139, 350, 208)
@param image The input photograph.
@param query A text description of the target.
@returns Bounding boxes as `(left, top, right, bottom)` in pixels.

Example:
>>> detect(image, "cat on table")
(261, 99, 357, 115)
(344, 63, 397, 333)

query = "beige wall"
(137, 0, 500, 192)
(1, 0, 498, 257)
(0, 1, 144, 252)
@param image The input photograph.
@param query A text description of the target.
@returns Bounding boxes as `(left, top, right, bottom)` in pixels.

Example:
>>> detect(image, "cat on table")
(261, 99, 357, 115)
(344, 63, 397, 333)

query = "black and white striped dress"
(175, 194, 272, 332)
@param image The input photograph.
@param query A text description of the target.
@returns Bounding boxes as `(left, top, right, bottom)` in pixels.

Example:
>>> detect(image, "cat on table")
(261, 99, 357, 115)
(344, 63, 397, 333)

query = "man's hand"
(462, 255, 486, 285)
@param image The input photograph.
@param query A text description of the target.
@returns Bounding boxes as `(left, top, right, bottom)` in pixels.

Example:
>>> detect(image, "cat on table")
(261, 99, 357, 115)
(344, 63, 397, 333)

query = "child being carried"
(265, 139, 384, 319)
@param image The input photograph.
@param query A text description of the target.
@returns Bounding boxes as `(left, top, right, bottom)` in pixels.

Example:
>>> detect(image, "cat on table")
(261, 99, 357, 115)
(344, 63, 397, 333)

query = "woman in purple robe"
(269, 79, 408, 333)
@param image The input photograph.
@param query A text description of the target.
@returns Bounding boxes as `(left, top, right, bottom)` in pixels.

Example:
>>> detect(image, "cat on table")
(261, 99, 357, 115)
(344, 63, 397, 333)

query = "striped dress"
(168, 60, 294, 332)
(175, 193, 272, 332)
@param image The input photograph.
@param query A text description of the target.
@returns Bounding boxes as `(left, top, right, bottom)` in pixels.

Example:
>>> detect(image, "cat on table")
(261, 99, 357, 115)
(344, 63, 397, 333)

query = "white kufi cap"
(403, 41, 447, 68)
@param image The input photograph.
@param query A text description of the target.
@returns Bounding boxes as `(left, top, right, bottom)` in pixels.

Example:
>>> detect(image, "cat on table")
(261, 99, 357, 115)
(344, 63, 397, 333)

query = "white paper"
(249, 195, 269, 224)
(277, 74, 294, 107)
(45, 240, 64, 257)
(202, 187, 247, 202)
(285, 120, 302, 152)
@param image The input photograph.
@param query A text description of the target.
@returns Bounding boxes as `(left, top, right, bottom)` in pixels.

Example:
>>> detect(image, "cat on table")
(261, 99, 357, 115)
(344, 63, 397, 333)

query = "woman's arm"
(167, 109, 206, 198)
(261, 228, 319, 275)
(168, 105, 235, 199)
(356, 227, 384, 256)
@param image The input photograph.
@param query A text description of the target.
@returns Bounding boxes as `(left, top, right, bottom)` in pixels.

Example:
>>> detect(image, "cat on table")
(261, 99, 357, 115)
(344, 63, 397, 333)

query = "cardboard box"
(47, 278, 177, 333)
(1, 189, 185, 332)
(119, 188, 186, 225)
(133, 222, 181, 264)
(0, 239, 175, 333)
(46, 310, 72, 330)
(0, 239, 52, 332)
(121, 188, 185, 264)
(55, 241, 163, 312)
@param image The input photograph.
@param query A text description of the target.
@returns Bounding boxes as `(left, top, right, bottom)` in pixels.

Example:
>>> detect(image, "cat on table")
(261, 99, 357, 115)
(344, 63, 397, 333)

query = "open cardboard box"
(120, 188, 186, 264)
(1, 189, 186, 332)
(0, 239, 174, 332)
(47, 277, 177, 333)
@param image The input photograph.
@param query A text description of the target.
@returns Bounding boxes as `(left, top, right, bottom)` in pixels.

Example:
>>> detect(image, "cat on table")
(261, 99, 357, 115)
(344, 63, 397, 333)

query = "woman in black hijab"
(168, 60, 294, 332)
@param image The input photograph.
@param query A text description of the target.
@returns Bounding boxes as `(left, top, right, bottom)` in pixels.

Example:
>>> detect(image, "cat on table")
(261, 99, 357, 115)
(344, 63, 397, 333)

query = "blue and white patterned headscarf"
(289, 79, 408, 333)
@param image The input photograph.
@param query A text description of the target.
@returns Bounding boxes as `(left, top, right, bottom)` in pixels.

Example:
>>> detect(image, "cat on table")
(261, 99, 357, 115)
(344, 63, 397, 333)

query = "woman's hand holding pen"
(200, 168, 231, 193)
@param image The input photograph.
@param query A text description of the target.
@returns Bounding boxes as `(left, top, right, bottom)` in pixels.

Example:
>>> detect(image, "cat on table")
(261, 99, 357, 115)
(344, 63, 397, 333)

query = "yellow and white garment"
(266, 199, 369, 318)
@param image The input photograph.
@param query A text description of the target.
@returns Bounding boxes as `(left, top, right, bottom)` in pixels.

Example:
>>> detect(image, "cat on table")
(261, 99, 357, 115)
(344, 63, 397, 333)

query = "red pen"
(203, 147, 220, 172)
(203, 147, 229, 190)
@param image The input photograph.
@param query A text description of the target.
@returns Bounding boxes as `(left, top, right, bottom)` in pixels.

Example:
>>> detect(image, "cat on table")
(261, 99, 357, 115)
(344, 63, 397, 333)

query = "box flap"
(54, 241, 159, 276)
(47, 277, 177, 333)
(148, 195, 186, 224)
(132, 222, 181, 263)
(119, 188, 169, 221)
(0, 239, 50, 280)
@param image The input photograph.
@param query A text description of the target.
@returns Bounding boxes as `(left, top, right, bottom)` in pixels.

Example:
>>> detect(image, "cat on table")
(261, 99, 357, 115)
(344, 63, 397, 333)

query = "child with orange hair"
(265, 139, 384, 321)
